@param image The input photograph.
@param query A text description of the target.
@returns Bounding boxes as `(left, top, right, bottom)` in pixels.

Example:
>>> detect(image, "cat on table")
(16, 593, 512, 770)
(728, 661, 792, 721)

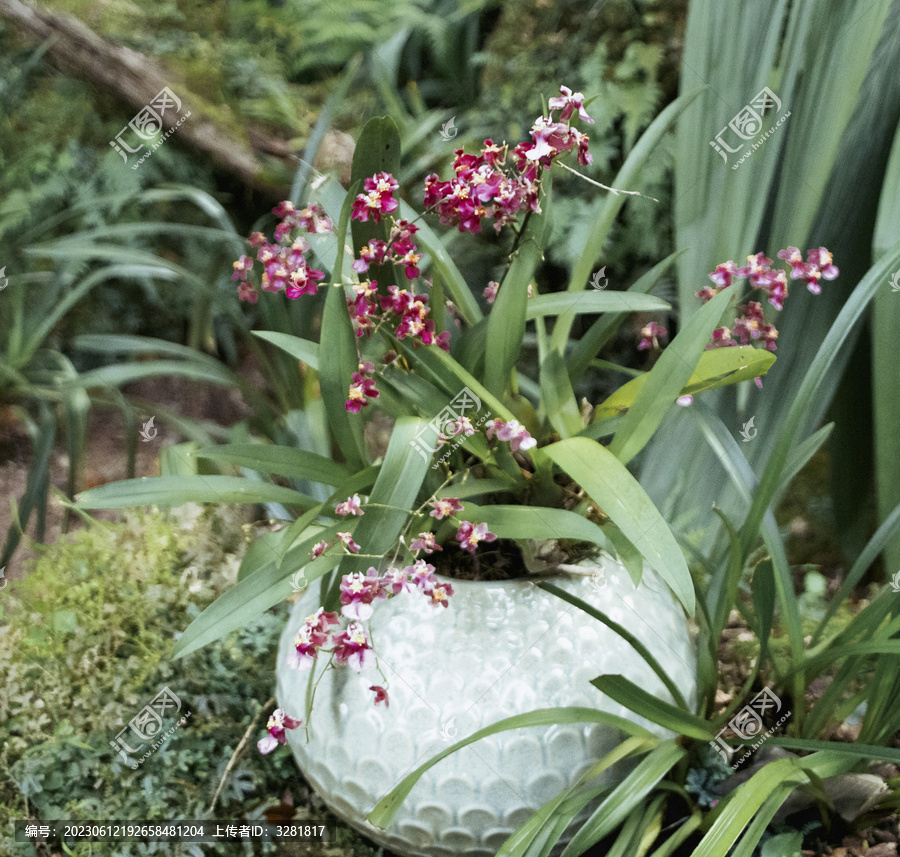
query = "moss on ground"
(0, 507, 384, 857)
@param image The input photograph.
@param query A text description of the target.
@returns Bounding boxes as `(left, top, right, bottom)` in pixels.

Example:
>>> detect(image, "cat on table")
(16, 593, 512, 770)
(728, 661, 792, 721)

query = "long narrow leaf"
(691, 758, 808, 857)
(608, 286, 734, 465)
(333, 417, 432, 580)
(194, 444, 350, 486)
(77, 475, 318, 510)
(543, 438, 694, 614)
(741, 242, 900, 555)
(399, 200, 482, 326)
(591, 676, 713, 740)
(485, 194, 548, 397)
(319, 281, 368, 470)
(172, 531, 344, 658)
(568, 250, 685, 384)
(252, 331, 319, 369)
(526, 292, 670, 319)
(560, 741, 686, 857)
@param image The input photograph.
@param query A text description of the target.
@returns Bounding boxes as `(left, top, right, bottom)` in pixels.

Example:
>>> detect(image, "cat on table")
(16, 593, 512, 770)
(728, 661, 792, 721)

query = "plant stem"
(555, 160, 659, 202)
(207, 695, 274, 816)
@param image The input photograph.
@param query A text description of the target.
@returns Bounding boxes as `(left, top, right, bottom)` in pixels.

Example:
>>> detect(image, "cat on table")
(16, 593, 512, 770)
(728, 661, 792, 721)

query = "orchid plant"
(74, 85, 835, 748)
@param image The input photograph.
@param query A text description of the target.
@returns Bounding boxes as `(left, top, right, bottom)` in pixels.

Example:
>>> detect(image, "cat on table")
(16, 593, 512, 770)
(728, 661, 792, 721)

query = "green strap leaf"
(560, 741, 686, 857)
(592, 346, 775, 422)
(349, 116, 402, 293)
(273, 465, 380, 568)
(540, 350, 583, 439)
(543, 437, 694, 614)
(790, 640, 900, 679)
(172, 528, 345, 659)
(727, 787, 805, 857)
(72, 360, 241, 390)
(425, 344, 517, 421)
(195, 443, 350, 487)
(1, 404, 56, 566)
(485, 190, 549, 397)
(691, 758, 808, 857)
(590, 675, 713, 739)
(601, 522, 644, 585)
(765, 737, 900, 765)
(398, 200, 482, 326)
(435, 478, 518, 500)
(608, 286, 735, 465)
(334, 416, 433, 579)
(567, 250, 686, 386)
(541, 584, 688, 711)
(740, 241, 900, 557)
(332, 177, 361, 284)
(76, 475, 318, 511)
(550, 84, 707, 354)
(497, 736, 657, 857)
(752, 560, 775, 663)
(526, 291, 670, 319)
(814, 500, 900, 643)
(251, 331, 319, 369)
(458, 504, 610, 548)
(319, 281, 368, 470)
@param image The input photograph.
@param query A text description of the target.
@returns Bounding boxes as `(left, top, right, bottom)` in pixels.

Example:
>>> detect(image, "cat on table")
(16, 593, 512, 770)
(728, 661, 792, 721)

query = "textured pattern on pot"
(276, 552, 697, 857)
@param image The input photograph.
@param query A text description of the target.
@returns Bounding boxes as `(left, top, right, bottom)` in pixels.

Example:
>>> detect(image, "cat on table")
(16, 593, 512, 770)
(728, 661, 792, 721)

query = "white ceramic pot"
(275, 551, 696, 857)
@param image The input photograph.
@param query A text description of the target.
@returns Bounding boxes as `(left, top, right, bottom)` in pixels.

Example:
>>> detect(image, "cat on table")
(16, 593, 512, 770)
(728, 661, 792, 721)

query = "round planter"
(275, 551, 696, 857)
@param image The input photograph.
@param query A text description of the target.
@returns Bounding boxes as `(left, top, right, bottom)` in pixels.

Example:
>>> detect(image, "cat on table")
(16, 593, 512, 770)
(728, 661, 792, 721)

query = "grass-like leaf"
(550, 85, 706, 354)
(567, 250, 685, 384)
(526, 291, 670, 319)
(540, 350, 585, 439)
(691, 757, 809, 857)
(559, 741, 686, 856)
(171, 529, 345, 659)
(542, 583, 688, 710)
(608, 286, 734, 466)
(77, 475, 318, 511)
(591, 675, 712, 739)
(543, 438, 694, 614)
(332, 417, 433, 580)
(252, 331, 319, 370)
(319, 280, 368, 471)
(593, 346, 774, 422)
(485, 195, 548, 397)
(194, 443, 350, 486)
(458, 504, 610, 549)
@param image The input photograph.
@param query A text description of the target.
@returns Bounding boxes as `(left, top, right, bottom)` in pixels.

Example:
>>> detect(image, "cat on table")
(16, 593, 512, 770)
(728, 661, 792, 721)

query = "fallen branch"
(0, 0, 352, 195)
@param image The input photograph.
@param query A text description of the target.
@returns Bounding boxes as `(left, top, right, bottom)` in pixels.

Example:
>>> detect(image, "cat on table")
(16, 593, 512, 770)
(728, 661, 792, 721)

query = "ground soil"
(0, 374, 252, 582)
